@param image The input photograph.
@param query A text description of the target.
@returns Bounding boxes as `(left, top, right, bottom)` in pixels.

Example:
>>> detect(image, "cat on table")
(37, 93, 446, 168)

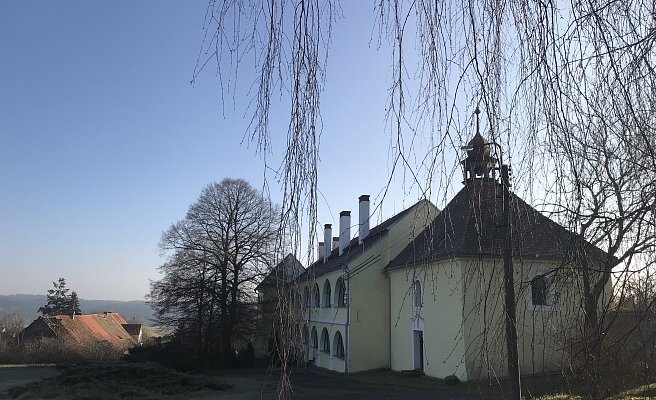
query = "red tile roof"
(25, 312, 137, 350)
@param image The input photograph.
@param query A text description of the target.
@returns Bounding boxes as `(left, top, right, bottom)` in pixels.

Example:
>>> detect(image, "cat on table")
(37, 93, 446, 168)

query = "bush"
(566, 310, 656, 398)
(236, 342, 255, 368)
(0, 338, 123, 364)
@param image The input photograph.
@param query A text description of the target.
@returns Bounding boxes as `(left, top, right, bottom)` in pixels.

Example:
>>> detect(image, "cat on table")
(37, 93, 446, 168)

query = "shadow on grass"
(0, 362, 232, 400)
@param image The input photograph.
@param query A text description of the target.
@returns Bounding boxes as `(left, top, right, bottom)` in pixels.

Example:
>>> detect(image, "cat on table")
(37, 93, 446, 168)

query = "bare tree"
(194, 0, 656, 398)
(149, 178, 279, 368)
(0, 312, 25, 341)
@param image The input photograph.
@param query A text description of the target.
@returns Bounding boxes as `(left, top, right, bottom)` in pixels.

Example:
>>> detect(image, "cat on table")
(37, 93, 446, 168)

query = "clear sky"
(0, 2, 461, 301)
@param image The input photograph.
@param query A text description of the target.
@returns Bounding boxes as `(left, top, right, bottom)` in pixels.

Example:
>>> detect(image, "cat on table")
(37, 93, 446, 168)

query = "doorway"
(413, 330, 424, 372)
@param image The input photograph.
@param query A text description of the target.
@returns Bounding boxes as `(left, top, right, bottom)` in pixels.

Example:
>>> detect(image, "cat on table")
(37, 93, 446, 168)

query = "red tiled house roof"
(22, 312, 137, 351)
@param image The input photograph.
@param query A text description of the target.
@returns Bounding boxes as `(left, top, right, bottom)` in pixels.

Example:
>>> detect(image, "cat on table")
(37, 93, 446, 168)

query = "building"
(290, 132, 612, 381)
(21, 312, 140, 351)
(384, 132, 614, 380)
(253, 253, 305, 358)
(296, 196, 438, 372)
(121, 323, 143, 346)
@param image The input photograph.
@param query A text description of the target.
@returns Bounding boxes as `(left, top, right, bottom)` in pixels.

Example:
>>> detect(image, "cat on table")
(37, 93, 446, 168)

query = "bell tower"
(462, 107, 497, 183)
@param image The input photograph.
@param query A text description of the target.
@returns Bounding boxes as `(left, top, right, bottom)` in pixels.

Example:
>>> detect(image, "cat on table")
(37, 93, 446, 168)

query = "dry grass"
(1, 362, 231, 400)
(0, 339, 123, 364)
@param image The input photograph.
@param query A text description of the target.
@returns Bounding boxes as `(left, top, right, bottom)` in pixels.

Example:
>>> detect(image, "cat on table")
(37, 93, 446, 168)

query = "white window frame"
(527, 268, 556, 312)
(412, 280, 423, 310)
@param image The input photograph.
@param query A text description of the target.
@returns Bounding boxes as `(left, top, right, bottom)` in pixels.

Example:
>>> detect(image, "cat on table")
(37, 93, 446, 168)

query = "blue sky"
(0, 2, 461, 301)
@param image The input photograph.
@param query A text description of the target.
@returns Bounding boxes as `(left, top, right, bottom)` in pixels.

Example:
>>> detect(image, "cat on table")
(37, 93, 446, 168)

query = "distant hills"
(0, 294, 155, 325)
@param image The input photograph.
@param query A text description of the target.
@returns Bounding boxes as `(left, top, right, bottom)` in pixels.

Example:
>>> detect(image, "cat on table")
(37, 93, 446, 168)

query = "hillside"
(0, 294, 154, 325)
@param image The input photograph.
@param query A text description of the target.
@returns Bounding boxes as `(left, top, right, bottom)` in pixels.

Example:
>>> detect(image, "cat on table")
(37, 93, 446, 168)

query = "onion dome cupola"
(461, 107, 498, 183)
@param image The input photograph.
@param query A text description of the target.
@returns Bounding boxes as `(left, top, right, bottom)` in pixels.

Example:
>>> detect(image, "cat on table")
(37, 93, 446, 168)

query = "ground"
(0, 363, 654, 399)
(0, 366, 59, 394)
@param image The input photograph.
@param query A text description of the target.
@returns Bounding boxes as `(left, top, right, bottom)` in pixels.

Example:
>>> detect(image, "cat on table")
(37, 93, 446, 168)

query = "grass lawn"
(1, 363, 654, 399)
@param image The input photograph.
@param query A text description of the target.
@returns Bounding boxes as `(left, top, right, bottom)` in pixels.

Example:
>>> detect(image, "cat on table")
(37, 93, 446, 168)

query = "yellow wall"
(461, 257, 591, 380)
(388, 259, 468, 380)
(298, 200, 438, 373)
(349, 200, 438, 372)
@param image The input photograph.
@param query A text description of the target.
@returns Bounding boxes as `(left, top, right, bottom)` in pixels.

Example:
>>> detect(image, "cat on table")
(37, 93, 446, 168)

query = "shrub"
(0, 338, 123, 364)
(236, 342, 255, 368)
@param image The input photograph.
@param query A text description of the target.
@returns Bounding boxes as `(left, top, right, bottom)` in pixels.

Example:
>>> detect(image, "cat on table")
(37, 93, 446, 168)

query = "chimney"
(332, 236, 339, 251)
(339, 210, 351, 255)
(318, 242, 325, 262)
(323, 224, 332, 262)
(359, 195, 370, 244)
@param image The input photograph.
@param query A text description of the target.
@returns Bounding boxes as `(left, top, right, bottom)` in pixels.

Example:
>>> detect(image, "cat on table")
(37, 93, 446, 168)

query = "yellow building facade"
(278, 133, 613, 381)
(384, 133, 613, 380)
(296, 196, 438, 373)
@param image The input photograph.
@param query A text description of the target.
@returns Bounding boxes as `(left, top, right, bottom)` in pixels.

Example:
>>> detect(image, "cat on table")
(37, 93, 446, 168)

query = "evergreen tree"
(38, 278, 74, 316)
(69, 291, 82, 315)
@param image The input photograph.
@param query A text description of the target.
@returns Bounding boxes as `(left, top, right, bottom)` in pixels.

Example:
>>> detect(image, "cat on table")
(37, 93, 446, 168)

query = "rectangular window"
(528, 269, 555, 311)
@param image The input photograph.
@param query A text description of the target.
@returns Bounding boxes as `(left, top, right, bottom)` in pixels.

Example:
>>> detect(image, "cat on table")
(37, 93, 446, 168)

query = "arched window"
(290, 290, 296, 307)
(313, 284, 320, 307)
(323, 280, 332, 308)
(413, 280, 422, 308)
(304, 287, 310, 308)
(311, 327, 318, 349)
(302, 326, 309, 345)
(333, 331, 344, 358)
(335, 278, 347, 307)
(321, 328, 330, 353)
(531, 275, 548, 306)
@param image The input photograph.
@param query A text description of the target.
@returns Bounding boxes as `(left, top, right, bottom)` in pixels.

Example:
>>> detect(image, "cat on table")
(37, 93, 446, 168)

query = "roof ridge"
(299, 198, 432, 279)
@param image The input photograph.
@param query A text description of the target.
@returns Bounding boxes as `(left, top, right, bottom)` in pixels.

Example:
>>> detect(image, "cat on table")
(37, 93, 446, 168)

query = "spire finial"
(474, 106, 481, 136)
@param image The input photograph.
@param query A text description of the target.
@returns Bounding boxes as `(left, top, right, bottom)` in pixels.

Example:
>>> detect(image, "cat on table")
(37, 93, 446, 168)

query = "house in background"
(253, 253, 305, 358)
(121, 323, 143, 346)
(296, 195, 438, 373)
(21, 312, 139, 351)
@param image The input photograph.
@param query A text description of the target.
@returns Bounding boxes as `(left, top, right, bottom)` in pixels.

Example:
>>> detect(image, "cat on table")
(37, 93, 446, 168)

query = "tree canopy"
(38, 278, 82, 317)
(148, 178, 280, 368)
